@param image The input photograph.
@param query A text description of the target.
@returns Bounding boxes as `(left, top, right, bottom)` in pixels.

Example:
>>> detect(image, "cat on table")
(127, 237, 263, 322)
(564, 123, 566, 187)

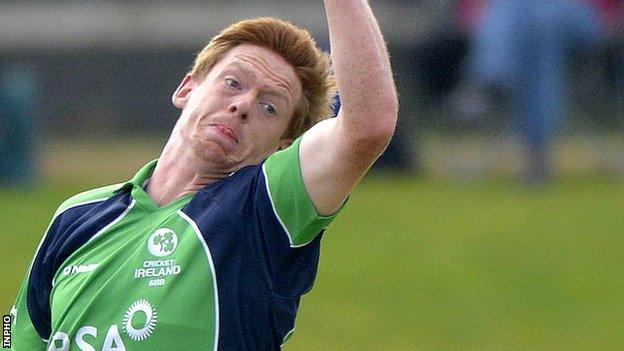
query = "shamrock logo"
(147, 228, 178, 257)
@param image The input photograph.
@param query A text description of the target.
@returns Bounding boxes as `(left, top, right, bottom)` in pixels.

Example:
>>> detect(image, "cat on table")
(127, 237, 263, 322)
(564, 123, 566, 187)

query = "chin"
(193, 139, 240, 170)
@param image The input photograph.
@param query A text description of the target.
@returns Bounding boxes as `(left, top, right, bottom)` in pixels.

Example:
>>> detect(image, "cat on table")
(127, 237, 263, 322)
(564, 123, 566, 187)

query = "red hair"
(190, 17, 336, 139)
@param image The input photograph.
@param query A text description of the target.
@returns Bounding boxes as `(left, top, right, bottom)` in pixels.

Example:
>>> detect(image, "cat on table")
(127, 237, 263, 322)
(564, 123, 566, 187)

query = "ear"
(276, 137, 294, 151)
(172, 74, 196, 109)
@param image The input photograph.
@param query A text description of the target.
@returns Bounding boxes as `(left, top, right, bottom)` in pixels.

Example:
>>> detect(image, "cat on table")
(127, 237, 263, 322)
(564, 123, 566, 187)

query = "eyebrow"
(225, 60, 293, 104)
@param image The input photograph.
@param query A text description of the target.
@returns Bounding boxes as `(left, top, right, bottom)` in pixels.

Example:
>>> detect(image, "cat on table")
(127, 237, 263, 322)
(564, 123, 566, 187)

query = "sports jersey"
(10, 136, 341, 350)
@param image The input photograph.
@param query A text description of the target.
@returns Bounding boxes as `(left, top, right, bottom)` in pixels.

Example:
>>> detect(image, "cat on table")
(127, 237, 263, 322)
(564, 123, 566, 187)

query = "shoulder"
(53, 183, 123, 219)
(262, 136, 342, 247)
(24, 182, 127, 339)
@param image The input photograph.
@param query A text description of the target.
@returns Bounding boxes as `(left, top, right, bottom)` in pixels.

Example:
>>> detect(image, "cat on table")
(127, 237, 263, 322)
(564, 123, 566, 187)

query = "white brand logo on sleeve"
(147, 228, 178, 257)
(62, 263, 100, 276)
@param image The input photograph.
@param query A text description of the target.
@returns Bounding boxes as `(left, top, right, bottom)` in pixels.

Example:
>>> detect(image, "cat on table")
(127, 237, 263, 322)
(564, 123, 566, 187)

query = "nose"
(228, 102, 248, 121)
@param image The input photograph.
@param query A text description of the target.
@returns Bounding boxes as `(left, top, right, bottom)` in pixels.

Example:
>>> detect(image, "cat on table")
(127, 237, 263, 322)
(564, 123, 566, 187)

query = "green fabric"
(12, 160, 218, 350)
(264, 136, 341, 247)
(54, 183, 123, 218)
(41, 160, 216, 350)
(127, 159, 158, 189)
(10, 180, 124, 350)
(48, 205, 216, 351)
(9, 279, 46, 350)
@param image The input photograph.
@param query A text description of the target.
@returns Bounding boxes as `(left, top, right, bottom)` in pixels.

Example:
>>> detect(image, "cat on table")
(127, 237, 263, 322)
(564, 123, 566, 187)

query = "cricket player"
(10, 1, 398, 349)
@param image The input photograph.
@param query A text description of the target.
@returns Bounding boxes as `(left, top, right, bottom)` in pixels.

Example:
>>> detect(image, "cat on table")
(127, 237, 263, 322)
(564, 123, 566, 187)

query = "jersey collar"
(114, 159, 158, 193)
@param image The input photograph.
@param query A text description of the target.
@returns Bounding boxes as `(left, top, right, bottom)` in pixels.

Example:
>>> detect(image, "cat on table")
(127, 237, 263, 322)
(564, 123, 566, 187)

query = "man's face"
(172, 44, 302, 170)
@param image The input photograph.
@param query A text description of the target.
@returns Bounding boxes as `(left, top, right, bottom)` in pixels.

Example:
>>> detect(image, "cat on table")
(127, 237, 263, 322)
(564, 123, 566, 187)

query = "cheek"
(188, 87, 227, 114)
(264, 117, 290, 139)
(244, 119, 285, 151)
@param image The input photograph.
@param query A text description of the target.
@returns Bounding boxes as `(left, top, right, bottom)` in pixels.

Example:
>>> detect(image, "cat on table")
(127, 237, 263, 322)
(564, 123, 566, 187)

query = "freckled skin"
(175, 44, 302, 171)
(150, 2, 397, 210)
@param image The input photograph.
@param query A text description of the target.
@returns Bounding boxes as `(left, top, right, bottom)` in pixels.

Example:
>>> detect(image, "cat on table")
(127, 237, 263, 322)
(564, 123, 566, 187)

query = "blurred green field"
(2, 172, 623, 350)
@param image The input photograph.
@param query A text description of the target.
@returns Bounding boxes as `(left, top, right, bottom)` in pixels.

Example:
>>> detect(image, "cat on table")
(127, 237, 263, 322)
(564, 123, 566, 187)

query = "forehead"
(212, 44, 301, 99)
(217, 44, 293, 75)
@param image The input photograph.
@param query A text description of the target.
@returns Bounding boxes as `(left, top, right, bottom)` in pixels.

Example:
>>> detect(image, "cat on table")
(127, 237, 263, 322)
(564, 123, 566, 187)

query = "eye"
(261, 102, 278, 116)
(225, 78, 240, 89)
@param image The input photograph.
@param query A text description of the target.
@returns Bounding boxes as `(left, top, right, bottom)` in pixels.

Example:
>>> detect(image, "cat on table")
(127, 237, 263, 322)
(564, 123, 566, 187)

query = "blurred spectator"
(404, 1, 473, 174)
(463, 0, 621, 183)
(414, 1, 471, 108)
(0, 63, 41, 186)
(377, 43, 420, 173)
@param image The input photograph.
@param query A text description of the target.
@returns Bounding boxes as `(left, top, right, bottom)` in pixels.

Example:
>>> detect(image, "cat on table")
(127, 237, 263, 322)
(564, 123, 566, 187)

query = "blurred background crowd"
(0, 0, 622, 185)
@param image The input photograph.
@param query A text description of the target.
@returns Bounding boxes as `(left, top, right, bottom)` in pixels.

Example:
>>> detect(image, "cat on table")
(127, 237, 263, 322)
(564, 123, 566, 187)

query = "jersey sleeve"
(262, 135, 344, 247)
(9, 183, 121, 350)
(9, 201, 64, 350)
(9, 278, 47, 350)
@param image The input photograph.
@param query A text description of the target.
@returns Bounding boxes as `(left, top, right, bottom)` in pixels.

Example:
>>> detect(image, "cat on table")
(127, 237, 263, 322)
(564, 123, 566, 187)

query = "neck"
(146, 132, 231, 207)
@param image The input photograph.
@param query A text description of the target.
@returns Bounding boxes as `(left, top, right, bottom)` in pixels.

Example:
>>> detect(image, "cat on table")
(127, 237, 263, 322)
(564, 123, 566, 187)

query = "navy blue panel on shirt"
(25, 162, 323, 349)
(26, 192, 132, 339)
(182, 164, 322, 350)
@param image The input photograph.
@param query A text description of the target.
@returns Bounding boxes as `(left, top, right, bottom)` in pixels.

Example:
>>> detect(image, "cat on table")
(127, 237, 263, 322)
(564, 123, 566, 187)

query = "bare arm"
(300, 0, 399, 215)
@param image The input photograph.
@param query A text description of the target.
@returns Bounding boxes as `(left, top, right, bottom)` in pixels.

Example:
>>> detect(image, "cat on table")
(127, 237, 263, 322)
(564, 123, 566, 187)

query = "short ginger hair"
(190, 17, 336, 140)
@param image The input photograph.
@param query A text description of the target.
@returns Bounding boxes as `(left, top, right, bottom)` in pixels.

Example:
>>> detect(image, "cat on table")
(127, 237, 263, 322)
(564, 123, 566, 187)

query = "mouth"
(211, 124, 239, 143)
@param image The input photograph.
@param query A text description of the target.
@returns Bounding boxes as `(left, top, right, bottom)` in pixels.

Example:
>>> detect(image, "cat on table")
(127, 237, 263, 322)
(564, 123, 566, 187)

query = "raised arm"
(299, 0, 399, 215)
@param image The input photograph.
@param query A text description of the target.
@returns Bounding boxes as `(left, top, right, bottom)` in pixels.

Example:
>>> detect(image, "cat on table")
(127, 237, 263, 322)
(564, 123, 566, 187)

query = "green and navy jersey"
(10, 137, 340, 350)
